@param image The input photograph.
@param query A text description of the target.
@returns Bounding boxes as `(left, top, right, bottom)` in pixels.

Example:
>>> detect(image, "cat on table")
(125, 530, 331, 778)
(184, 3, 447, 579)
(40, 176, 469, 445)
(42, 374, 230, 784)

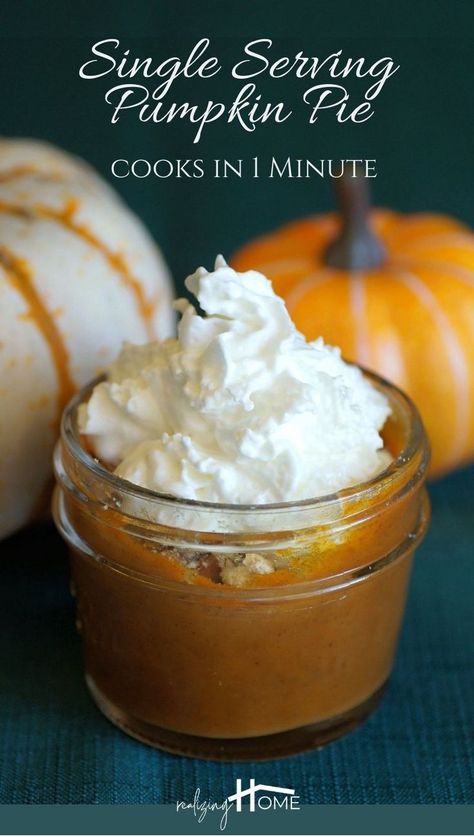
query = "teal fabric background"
(0, 0, 473, 812)
(1, 466, 473, 805)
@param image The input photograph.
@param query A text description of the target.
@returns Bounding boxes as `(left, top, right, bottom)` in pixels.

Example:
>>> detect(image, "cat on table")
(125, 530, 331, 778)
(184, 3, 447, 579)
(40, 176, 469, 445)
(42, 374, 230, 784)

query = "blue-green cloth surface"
(1, 467, 473, 805)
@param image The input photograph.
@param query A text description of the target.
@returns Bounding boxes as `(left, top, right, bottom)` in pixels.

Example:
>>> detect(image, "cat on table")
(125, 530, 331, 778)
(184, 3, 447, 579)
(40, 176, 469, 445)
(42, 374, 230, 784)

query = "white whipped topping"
(79, 256, 391, 505)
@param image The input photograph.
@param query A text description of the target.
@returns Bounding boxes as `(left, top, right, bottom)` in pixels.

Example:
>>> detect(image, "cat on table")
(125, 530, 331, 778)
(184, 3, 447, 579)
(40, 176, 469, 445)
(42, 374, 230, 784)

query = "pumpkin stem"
(324, 167, 386, 270)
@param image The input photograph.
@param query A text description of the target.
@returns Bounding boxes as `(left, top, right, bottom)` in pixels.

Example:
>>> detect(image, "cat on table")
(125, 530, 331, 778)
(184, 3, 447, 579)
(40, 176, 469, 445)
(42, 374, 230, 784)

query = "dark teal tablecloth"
(1, 467, 473, 805)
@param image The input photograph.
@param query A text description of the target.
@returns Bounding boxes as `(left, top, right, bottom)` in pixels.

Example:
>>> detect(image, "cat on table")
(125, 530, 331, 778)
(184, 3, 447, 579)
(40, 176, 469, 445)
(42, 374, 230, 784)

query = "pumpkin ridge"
(391, 267, 470, 468)
(402, 259, 474, 288)
(0, 244, 76, 428)
(284, 269, 333, 313)
(349, 272, 370, 366)
(0, 200, 157, 340)
(393, 231, 474, 253)
(60, 199, 158, 340)
(381, 215, 466, 247)
(246, 257, 313, 276)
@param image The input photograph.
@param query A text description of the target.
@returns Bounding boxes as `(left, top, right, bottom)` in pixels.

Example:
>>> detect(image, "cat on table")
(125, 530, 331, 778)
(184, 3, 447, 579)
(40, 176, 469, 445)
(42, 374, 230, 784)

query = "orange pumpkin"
(232, 175, 474, 477)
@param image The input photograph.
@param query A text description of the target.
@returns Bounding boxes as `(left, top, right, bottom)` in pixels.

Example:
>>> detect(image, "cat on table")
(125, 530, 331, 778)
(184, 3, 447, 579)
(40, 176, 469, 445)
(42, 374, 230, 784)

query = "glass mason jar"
(53, 370, 430, 761)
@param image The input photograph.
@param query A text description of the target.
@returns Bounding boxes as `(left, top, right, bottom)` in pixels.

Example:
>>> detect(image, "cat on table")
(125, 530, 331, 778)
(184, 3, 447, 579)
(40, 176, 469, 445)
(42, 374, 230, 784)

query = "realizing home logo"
(176, 778, 301, 830)
(228, 778, 300, 811)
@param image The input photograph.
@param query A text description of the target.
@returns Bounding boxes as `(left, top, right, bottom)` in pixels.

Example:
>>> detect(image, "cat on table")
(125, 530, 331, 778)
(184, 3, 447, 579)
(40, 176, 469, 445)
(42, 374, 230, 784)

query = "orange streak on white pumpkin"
(0, 245, 76, 426)
(349, 273, 371, 367)
(0, 165, 38, 183)
(395, 269, 470, 468)
(0, 199, 156, 339)
(0, 165, 70, 186)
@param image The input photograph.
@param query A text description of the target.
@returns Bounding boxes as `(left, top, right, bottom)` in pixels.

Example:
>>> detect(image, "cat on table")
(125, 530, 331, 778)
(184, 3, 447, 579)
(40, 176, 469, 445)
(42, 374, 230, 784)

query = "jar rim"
(53, 483, 430, 598)
(58, 365, 429, 520)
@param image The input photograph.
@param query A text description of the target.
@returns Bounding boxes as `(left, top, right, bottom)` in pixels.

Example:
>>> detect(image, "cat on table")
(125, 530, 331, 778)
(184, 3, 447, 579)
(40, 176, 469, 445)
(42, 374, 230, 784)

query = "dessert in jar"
(53, 256, 430, 760)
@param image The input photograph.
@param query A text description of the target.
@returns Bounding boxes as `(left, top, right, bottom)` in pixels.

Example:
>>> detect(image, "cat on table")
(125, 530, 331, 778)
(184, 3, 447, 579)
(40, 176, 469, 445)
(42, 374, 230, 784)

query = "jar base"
(86, 675, 387, 761)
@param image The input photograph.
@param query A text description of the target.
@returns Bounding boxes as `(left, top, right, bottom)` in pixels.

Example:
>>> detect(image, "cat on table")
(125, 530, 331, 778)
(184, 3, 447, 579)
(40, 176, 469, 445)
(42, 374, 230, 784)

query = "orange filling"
(59, 394, 427, 742)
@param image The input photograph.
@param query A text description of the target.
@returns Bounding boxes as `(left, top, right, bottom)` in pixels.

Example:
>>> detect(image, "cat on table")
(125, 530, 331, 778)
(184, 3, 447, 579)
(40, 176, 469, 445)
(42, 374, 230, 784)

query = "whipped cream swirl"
(79, 256, 391, 504)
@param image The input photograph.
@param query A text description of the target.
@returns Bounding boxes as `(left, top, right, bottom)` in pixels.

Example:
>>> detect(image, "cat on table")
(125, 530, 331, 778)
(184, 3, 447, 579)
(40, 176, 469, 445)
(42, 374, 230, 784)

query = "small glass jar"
(53, 370, 430, 761)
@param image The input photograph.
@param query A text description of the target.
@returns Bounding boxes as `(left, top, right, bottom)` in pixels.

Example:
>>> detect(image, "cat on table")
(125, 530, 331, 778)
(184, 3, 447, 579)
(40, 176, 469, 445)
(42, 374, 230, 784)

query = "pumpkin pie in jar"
(53, 257, 430, 760)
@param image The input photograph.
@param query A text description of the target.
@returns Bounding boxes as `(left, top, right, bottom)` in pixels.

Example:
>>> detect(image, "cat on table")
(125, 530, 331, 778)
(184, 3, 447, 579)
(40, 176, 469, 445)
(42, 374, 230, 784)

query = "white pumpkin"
(0, 138, 175, 540)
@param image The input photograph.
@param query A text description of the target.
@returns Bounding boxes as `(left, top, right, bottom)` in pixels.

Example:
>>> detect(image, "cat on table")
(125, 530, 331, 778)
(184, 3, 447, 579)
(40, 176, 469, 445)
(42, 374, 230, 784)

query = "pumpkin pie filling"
(53, 259, 430, 759)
